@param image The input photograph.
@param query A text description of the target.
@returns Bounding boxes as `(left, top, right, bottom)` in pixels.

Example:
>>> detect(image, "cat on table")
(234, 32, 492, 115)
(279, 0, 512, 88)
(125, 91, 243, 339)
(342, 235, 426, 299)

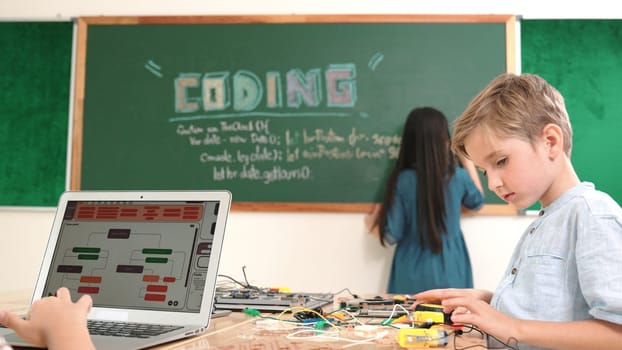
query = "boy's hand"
(413, 288, 493, 308)
(442, 294, 519, 344)
(413, 288, 518, 344)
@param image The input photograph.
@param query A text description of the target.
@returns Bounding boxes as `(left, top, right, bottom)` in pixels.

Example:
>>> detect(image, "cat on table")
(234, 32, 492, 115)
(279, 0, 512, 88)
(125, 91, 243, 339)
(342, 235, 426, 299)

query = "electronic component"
(397, 326, 449, 348)
(214, 290, 333, 312)
(414, 304, 452, 325)
(356, 308, 409, 318)
(339, 295, 414, 318)
(340, 295, 413, 309)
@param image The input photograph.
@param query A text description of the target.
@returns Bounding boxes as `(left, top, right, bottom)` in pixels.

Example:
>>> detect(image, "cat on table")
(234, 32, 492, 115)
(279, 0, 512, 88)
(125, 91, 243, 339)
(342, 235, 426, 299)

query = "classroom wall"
(0, 0, 614, 296)
(1, 0, 620, 19)
(0, 208, 529, 294)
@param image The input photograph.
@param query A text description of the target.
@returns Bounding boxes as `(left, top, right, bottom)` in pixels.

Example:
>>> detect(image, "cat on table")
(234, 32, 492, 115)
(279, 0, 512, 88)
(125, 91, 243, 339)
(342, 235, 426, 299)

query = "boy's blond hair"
(452, 73, 573, 158)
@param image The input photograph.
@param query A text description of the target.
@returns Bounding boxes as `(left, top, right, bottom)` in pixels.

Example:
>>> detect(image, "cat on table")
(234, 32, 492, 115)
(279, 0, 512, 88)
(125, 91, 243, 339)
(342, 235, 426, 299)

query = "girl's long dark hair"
(374, 107, 455, 253)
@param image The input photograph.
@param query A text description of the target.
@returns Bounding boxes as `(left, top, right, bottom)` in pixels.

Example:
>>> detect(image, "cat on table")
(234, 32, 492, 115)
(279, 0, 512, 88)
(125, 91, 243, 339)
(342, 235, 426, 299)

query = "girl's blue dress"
(384, 167, 484, 294)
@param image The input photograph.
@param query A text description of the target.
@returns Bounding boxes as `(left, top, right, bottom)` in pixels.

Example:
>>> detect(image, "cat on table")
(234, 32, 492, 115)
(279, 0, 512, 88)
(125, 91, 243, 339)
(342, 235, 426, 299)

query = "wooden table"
(153, 311, 487, 350)
(1, 290, 486, 349)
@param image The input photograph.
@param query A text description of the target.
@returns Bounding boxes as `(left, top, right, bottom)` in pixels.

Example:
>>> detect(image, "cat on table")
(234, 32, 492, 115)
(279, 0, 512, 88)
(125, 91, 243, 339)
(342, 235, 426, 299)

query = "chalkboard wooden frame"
(70, 15, 517, 214)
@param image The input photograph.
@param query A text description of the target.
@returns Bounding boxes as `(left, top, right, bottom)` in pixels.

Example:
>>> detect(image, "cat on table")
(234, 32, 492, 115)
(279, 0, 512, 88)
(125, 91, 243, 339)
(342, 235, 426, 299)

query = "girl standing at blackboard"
(364, 107, 484, 294)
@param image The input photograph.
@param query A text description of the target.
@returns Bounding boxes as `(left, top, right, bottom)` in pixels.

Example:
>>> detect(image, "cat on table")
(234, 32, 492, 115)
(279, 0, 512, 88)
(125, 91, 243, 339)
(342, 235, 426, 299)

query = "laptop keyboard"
(87, 320, 183, 338)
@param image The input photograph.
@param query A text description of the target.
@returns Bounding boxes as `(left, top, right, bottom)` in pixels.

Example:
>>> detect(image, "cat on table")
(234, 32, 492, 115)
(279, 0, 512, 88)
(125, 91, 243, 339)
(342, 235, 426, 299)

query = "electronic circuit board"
(338, 295, 416, 317)
(214, 290, 334, 312)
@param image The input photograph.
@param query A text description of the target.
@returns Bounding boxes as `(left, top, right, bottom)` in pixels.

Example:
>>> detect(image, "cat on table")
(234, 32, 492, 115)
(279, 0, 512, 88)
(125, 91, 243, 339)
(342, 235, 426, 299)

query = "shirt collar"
(538, 182, 594, 217)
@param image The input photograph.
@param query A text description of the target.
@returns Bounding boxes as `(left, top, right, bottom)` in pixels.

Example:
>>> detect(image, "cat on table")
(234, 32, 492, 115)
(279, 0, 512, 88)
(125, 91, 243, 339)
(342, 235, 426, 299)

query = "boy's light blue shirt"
(490, 182, 622, 350)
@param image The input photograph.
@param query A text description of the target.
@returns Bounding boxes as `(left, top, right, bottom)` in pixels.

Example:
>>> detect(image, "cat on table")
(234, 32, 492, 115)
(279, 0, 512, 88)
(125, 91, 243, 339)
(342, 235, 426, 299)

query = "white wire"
(285, 327, 390, 348)
(285, 328, 340, 341)
(386, 303, 411, 320)
(341, 330, 389, 348)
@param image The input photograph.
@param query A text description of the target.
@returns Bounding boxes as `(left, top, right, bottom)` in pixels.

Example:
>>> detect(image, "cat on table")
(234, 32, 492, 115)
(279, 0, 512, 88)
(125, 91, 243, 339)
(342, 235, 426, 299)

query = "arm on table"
(417, 289, 622, 350)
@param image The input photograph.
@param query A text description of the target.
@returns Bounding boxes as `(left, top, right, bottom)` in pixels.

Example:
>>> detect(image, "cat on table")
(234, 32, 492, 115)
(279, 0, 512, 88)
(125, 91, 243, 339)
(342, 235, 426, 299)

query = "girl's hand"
(364, 203, 381, 237)
(0, 287, 95, 350)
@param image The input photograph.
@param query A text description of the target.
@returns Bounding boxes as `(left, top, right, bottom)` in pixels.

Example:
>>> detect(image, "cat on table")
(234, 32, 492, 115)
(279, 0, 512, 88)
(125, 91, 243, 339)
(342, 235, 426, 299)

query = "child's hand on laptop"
(0, 287, 95, 350)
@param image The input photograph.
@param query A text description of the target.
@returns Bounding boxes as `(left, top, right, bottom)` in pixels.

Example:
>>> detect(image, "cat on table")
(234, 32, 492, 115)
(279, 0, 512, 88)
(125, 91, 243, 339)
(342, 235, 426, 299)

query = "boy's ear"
(541, 123, 564, 159)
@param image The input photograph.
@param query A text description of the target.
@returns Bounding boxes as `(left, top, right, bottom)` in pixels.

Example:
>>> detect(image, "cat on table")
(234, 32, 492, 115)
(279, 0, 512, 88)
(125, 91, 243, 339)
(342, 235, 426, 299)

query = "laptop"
(3, 190, 231, 350)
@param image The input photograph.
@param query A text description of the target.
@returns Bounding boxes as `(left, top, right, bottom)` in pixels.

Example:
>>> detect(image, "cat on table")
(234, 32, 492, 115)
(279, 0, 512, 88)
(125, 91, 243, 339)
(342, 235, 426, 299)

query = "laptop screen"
(42, 199, 221, 313)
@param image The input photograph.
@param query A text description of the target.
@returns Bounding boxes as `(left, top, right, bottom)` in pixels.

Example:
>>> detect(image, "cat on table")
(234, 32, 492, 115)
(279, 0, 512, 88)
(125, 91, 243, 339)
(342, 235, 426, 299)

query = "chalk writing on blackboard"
(172, 63, 358, 117)
(175, 120, 400, 185)
(168, 61, 399, 185)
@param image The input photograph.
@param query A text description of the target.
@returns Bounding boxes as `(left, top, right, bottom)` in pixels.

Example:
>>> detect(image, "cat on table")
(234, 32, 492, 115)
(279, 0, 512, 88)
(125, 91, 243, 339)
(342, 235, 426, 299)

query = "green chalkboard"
(73, 15, 515, 212)
(522, 20, 622, 206)
(0, 21, 72, 206)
